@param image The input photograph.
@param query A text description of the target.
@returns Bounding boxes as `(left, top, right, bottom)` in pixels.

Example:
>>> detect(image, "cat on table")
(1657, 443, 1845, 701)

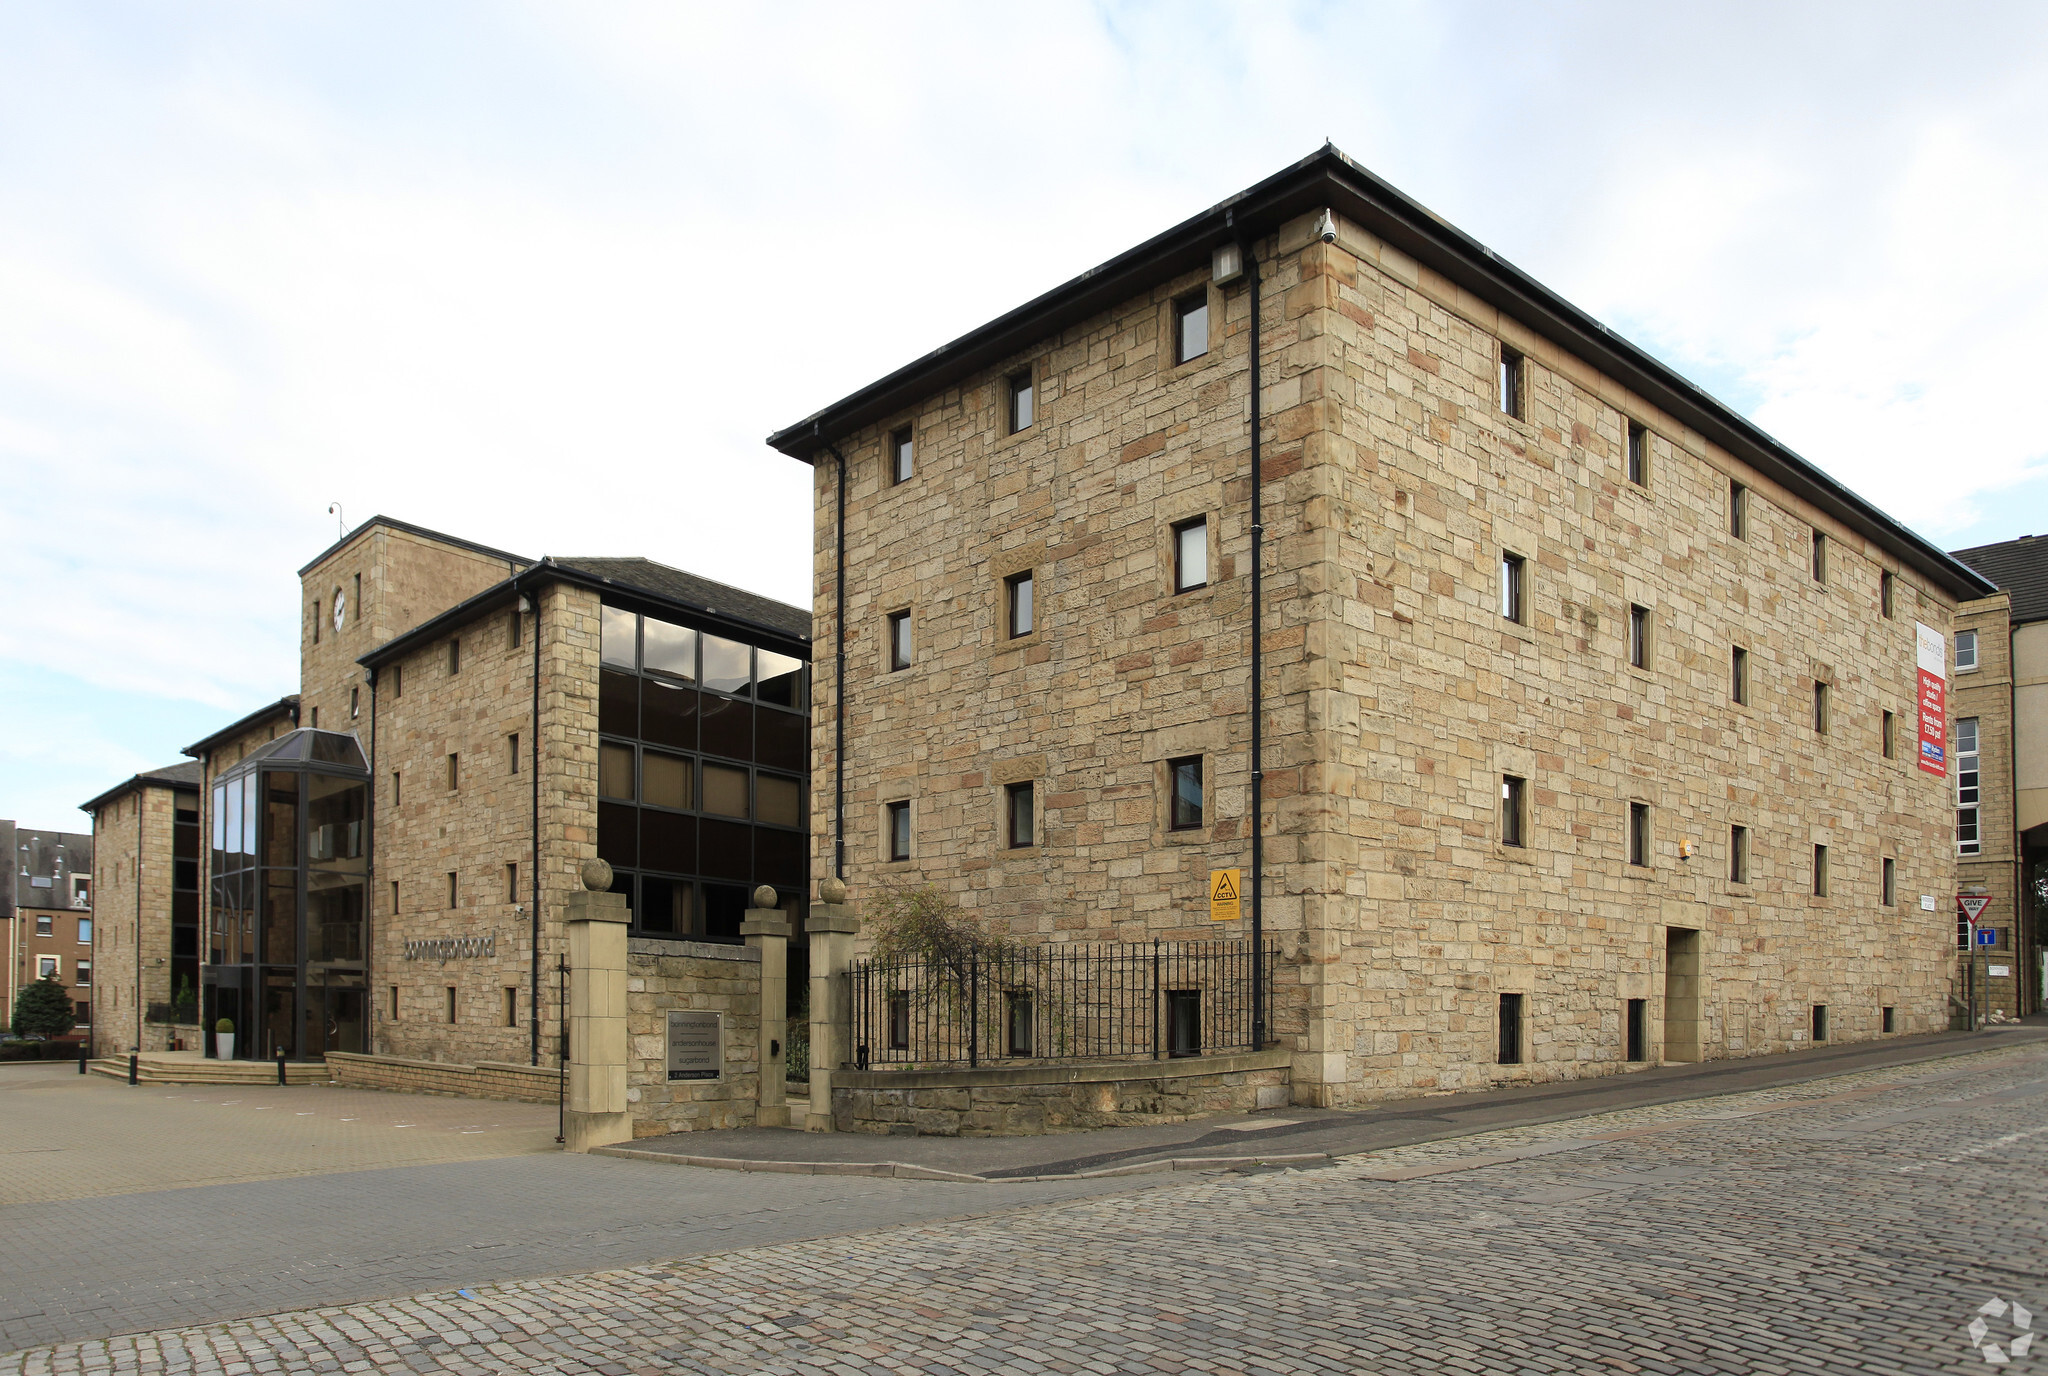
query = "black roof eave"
(358, 560, 810, 673)
(181, 696, 302, 759)
(80, 769, 201, 815)
(767, 146, 1992, 603)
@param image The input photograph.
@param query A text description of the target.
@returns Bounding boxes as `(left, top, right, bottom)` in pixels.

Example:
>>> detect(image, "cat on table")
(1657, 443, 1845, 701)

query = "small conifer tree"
(11, 974, 77, 1039)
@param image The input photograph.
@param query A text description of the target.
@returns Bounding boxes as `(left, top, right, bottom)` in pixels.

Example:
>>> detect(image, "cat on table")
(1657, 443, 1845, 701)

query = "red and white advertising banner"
(1916, 622, 1948, 778)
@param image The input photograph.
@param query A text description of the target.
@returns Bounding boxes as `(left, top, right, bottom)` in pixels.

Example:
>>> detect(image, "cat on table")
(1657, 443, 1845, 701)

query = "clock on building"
(333, 589, 346, 632)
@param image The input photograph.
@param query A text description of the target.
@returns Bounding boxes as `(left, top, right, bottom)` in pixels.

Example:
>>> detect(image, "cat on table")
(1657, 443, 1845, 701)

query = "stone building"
(769, 146, 1993, 1105)
(81, 516, 811, 1074)
(2, 820, 94, 1037)
(1946, 534, 2048, 1019)
(78, 764, 201, 1055)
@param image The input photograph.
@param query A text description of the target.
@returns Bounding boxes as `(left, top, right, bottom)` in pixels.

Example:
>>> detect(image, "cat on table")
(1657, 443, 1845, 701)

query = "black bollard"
(78, 1043, 88, 1075)
(127, 1052, 138, 1085)
(276, 1050, 287, 1085)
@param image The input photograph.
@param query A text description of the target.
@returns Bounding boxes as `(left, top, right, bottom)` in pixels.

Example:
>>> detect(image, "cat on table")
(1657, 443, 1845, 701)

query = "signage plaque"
(666, 1010, 724, 1082)
(1915, 623, 1948, 778)
(1209, 868, 1242, 922)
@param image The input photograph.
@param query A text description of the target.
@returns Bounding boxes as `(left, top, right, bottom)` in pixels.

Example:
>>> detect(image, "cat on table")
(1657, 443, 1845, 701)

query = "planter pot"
(216, 1033, 235, 1060)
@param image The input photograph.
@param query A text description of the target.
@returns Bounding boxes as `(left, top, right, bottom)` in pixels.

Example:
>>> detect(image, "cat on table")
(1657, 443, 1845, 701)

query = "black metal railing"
(849, 938, 1275, 1069)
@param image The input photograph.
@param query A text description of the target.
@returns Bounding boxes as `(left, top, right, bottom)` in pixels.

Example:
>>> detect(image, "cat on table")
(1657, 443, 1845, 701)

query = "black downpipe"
(1243, 234, 1266, 1050)
(529, 579, 543, 1066)
(820, 434, 849, 880)
(133, 788, 144, 1055)
(365, 667, 377, 1053)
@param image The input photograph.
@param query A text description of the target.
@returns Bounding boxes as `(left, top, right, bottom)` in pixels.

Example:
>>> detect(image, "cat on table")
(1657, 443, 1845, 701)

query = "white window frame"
(1956, 630, 1980, 673)
(1957, 716, 1981, 855)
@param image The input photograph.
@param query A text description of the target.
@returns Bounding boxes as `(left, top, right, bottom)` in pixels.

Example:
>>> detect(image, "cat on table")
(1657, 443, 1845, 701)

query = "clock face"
(332, 591, 346, 632)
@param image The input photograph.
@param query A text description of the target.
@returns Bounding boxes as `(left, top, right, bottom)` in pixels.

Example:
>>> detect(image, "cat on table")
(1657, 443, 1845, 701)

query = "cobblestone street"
(7, 1039, 2046, 1374)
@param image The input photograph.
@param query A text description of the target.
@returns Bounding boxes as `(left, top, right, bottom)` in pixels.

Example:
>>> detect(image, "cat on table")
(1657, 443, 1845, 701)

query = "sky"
(3, 1, 2046, 833)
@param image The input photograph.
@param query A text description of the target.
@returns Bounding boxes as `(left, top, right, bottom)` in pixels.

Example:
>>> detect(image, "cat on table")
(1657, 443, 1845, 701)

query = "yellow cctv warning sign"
(1209, 868, 1241, 922)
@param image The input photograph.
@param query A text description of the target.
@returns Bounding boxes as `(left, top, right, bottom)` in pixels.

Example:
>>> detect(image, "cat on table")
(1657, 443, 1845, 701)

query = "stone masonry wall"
(325, 1050, 560, 1103)
(811, 205, 1962, 1108)
(371, 580, 599, 1067)
(1954, 592, 2019, 1020)
(624, 938, 760, 1135)
(832, 1054, 1291, 1136)
(89, 786, 179, 1055)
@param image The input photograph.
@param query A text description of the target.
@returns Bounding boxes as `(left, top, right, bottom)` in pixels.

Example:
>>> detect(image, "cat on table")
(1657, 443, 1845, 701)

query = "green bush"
(215, 1017, 234, 1034)
(11, 975, 75, 1039)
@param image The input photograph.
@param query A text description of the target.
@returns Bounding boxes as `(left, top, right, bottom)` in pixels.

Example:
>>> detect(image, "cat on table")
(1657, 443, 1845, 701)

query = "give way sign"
(1959, 896, 1993, 924)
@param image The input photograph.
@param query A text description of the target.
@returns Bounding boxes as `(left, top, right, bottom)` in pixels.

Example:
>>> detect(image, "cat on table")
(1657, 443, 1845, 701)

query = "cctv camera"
(1316, 209, 1336, 244)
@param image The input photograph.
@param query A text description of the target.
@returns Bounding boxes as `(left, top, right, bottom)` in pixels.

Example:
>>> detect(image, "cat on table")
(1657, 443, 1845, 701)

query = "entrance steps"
(88, 1053, 333, 1086)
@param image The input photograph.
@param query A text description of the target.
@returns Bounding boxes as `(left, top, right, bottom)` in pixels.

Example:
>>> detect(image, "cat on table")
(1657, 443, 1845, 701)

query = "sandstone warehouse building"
(768, 145, 1991, 1108)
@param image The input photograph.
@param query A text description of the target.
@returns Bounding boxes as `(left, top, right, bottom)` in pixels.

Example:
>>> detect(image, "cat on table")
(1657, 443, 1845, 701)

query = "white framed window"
(1956, 630, 1979, 672)
(77, 919, 91, 944)
(37, 956, 57, 979)
(1957, 716, 1981, 855)
(75, 961, 91, 987)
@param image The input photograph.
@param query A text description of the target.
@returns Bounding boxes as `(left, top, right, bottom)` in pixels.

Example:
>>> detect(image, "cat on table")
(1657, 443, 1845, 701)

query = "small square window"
(1625, 421, 1648, 487)
(1497, 992, 1524, 1065)
(1731, 646, 1749, 705)
(1813, 682, 1830, 735)
(886, 800, 912, 862)
(1174, 290, 1209, 365)
(1812, 844, 1829, 897)
(1501, 775, 1526, 848)
(1729, 480, 1748, 540)
(1811, 530, 1827, 585)
(887, 610, 912, 671)
(1628, 802, 1650, 867)
(1174, 519, 1208, 593)
(1956, 630, 1979, 672)
(37, 956, 56, 979)
(1008, 370, 1034, 433)
(1729, 825, 1748, 884)
(1880, 570, 1895, 619)
(1882, 709, 1896, 759)
(1006, 571, 1034, 638)
(1499, 346, 1524, 419)
(1500, 552, 1526, 624)
(74, 961, 91, 986)
(1882, 856, 1896, 907)
(35, 915, 52, 937)
(1169, 756, 1204, 831)
(890, 426, 914, 484)
(1006, 781, 1035, 849)
(1628, 604, 1649, 669)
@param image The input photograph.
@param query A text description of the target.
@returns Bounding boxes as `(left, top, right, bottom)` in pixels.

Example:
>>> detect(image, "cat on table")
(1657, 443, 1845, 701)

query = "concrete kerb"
(588, 1144, 1332, 1182)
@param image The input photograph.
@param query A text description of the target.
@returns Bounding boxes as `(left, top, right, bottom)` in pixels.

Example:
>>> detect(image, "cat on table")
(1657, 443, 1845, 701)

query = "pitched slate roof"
(1952, 535, 2048, 625)
(550, 557, 812, 642)
(80, 760, 204, 813)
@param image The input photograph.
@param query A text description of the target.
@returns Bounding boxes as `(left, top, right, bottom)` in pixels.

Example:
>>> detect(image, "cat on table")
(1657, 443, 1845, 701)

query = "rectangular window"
(77, 918, 91, 944)
(448, 753, 460, 789)
(886, 800, 911, 862)
(74, 961, 91, 986)
(509, 609, 522, 648)
(1500, 552, 1525, 624)
(392, 664, 402, 698)
(1882, 709, 1896, 759)
(1006, 571, 1034, 638)
(310, 706, 319, 729)
(506, 862, 519, 903)
(1882, 856, 1896, 907)
(887, 610, 912, 671)
(1813, 682, 1830, 735)
(392, 770, 402, 806)
(1174, 290, 1209, 365)
(1729, 825, 1748, 884)
(1957, 716, 1981, 855)
(1500, 775, 1526, 848)
(1007, 370, 1034, 433)
(1811, 1005, 1828, 1042)
(1626, 998, 1647, 1062)
(1628, 802, 1650, 867)
(599, 743, 634, 800)
(354, 572, 361, 615)
(1628, 604, 1649, 669)
(447, 871, 459, 909)
(446, 987, 457, 1024)
(1625, 420, 1648, 487)
(1169, 756, 1204, 831)
(1880, 570, 1895, 619)
(508, 734, 521, 775)
(312, 601, 320, 645)
(35, 915, 51, 937)
(448, 638, 461, 674)
(890, 426, 913, 484)
(643, 750, 693, 810)
(1812, 844, 1829, 897)
(1729, 480, 1748, 540)
(1957, 629, 1979, 672)
(391, 880, 399, 915)
(1497, 992, 1524, 1065)
(1499, 346, 1523, 419)
(37, 956, 56, 979)
(504, 988, 518, 1028)
(350, 686, 360, 719)
(1006, 781, 1035, 849)
(1881, 1006, 1896, 1034)
(702, 763, 749, 818)
(1731, 646, 1749, 705)
(1173, 518, 1208, 593)
(1811, 530, 1826, 584)
(888, 991, 911, 1050)
(1005, 990, 1034, 1057)
(390, 986, 399, 1020)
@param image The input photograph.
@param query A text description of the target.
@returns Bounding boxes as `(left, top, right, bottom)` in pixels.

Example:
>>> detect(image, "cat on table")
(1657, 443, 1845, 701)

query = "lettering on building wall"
(666, 1010, 722, 1082)
(402, 936, 496, 961)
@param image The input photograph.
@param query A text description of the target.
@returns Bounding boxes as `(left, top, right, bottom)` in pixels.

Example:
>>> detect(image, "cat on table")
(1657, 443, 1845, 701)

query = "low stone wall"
(833, 1050, 1292, 1136)
(325, 1051, 561, 1104)
(626, 938, 762, 1136)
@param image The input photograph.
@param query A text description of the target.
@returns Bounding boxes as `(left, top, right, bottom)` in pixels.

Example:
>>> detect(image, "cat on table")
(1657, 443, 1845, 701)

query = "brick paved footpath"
(7, 1040, 2047, 1374)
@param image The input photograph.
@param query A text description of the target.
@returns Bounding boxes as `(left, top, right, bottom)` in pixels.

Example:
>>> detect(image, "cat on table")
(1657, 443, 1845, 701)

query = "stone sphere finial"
(819, 877, 847, 905)
(751, 884, 778, 910)
(580, 858, 613, 892)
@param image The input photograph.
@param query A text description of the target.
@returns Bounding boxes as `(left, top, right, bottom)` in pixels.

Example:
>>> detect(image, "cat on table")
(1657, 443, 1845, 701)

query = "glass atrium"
(202, 729, 369, 1059)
